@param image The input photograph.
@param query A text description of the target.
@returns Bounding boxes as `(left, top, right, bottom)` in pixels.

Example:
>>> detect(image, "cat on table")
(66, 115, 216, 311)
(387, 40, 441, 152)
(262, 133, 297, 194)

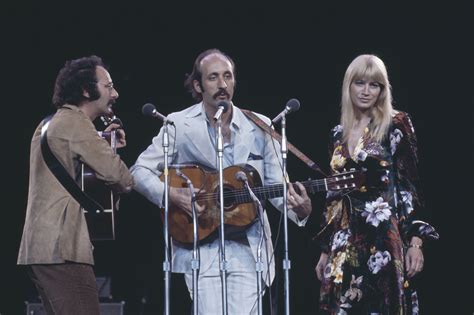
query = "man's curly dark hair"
(52, 55, 107, 108)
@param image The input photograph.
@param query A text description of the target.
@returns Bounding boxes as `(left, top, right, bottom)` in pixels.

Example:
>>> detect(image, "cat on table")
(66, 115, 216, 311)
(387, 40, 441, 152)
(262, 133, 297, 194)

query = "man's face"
(194, 53, 235, 108)
(91, 66, 119, 116)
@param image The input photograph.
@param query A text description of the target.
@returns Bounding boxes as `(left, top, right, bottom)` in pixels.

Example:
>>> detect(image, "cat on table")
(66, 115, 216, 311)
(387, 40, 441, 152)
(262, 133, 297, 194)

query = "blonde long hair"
(340, 54, 395, 143)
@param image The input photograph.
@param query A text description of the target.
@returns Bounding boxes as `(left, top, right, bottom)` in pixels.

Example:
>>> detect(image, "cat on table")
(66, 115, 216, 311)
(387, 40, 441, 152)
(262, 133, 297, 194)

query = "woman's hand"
(315, 252, 329, 281)
(405, 236, 424, 278)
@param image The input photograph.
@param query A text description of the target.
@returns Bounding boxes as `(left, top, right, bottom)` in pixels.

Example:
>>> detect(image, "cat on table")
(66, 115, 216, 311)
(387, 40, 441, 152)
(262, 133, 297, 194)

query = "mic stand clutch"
(280, 114, 291, 315)
(161, 121, 172, 315)
(176, 169, 200, 315)
(215, 113, 228, 315)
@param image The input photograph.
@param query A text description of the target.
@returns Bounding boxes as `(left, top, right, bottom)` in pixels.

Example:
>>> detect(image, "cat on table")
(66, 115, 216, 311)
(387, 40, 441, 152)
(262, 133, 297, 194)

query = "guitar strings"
(194, 177, 352, 202)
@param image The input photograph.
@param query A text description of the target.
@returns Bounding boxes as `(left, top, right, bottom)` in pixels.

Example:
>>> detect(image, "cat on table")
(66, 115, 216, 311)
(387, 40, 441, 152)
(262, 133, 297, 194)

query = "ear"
(193, 80, 202, 93)
(82, 88, 90, 99)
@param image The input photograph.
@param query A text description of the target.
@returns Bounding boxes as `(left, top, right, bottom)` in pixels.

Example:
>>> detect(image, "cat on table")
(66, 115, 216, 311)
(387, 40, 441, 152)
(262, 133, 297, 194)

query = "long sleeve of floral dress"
(391, 112, 439, 244)
(316, 111, 438, 315)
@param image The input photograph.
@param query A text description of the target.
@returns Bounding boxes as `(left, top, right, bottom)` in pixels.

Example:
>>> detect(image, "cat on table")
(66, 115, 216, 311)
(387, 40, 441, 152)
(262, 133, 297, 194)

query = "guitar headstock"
(100, 108, 123, 127)
(326, 169, 366, 191)
(327, 156, 391, 192)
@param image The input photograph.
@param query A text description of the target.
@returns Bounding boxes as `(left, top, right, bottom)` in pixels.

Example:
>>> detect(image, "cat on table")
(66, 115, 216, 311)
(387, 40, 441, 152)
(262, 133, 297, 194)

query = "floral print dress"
(317, 111, 439, 315)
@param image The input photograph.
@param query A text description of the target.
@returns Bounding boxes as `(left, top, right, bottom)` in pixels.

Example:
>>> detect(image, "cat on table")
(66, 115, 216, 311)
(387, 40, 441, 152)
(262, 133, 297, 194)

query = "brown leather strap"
(241, 109, 327, 176)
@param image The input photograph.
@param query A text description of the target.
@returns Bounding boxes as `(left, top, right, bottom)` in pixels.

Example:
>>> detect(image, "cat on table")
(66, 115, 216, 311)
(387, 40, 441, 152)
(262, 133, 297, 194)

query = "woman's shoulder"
(391, 110, 415, 135)
(392, 110, 410, 121)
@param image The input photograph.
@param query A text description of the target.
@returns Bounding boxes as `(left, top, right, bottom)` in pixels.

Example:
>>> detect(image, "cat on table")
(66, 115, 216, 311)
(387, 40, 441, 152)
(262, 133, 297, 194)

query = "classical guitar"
(161, 163, 366, 244)
(81, 112, 121, 241)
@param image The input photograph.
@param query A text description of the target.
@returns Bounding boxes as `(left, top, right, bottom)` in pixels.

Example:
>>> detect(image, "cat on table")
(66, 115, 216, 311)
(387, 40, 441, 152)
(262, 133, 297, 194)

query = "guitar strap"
(40, 115, 104, 213)
(241, 109, 327, 176)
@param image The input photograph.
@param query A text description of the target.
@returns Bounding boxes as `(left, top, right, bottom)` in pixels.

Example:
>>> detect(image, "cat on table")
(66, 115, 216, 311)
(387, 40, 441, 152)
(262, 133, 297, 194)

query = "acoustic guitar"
(161, 163, 366, 244)
(81, 113, 121, 241)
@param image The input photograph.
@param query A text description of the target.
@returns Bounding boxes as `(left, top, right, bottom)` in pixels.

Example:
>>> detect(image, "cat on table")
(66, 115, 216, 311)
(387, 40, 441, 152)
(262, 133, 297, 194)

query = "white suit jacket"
(130, 102, 307, 285)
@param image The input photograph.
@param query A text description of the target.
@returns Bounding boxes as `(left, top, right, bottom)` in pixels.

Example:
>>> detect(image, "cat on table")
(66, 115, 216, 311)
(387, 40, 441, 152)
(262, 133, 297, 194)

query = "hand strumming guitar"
(169, 186, 206, 218)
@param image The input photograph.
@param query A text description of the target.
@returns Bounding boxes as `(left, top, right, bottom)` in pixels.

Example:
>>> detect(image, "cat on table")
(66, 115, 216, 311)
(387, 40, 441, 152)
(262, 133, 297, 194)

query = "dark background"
(1, 1, 471, 314)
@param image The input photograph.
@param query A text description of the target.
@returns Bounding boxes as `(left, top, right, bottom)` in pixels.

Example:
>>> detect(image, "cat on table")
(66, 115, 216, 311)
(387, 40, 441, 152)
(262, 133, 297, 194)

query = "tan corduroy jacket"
(17, 105, 134, 265)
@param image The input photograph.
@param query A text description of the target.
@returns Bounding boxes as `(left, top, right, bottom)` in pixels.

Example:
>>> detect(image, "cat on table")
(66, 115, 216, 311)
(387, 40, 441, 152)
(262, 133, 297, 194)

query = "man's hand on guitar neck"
(169, 187, 206, 218)
(104, 123, 127, 148)
(287, 181, 312, 219)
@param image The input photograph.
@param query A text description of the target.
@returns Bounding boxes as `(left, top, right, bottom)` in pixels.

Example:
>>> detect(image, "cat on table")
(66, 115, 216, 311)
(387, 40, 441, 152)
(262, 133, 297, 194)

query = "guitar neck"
(203, 178, 328, 205)
(253, 179, 328, 200)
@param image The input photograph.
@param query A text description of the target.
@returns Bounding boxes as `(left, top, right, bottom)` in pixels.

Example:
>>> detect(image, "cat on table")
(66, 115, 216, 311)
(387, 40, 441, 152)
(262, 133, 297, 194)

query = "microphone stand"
(176, 169, 200, 315)
(280, 114, 291, 315)
(161, 120, 171, 315)
(215, 113, 228, 315)
(242, 179, 265, 315)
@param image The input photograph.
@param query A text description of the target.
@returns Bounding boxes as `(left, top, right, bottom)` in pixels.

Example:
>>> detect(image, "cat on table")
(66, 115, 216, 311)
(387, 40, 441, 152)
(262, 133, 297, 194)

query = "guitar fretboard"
(196, 178, 329, 205)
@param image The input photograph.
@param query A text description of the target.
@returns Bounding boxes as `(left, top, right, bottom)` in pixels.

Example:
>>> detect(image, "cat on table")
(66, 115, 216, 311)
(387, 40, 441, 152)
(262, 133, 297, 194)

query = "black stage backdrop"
(1, 2, 471, 314)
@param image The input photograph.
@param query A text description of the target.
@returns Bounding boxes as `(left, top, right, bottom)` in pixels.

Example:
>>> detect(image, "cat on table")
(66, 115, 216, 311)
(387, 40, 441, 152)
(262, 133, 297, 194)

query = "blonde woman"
(314, 54, 438, 314)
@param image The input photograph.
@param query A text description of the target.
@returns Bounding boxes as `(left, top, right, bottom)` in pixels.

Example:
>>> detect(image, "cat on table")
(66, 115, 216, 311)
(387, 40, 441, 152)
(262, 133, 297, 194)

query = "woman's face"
(350, 78, 382, 112)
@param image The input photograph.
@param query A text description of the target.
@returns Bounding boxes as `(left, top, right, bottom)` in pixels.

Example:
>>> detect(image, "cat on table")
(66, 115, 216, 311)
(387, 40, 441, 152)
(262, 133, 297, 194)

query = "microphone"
(175, 169, 198, 203)
(213, 101, 230, 121)
(142, 103, 174, 125)
(176, 169, 193, 187)
(235, 171, 260, 203)
(271, 98, 300, 125)
(235, 171, 249, 183)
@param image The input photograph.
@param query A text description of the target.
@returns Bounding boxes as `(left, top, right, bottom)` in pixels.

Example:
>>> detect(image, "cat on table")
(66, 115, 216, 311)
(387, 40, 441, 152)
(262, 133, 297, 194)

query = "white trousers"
(185, 270, 260, 315)
(184, 242, 264, 315)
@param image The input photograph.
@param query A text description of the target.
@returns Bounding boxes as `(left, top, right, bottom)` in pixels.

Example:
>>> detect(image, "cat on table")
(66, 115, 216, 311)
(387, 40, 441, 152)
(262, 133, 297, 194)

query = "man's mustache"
(213, 89, 230, 99)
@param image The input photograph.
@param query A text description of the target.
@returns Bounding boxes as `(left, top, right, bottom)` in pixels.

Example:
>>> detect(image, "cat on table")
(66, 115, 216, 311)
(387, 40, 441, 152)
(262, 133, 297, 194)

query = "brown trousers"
(27, 263, 100, 315)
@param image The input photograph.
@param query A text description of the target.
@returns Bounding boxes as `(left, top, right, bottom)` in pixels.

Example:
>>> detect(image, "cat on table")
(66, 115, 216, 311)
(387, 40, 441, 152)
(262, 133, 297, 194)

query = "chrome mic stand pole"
(243, 178, 265, 315)
(215, 115, 228, 315)
(255, 201, 265, 315)
(280, 114, 291, 315)
(161, 120, 171, 315)
(176, 170, 200, 315)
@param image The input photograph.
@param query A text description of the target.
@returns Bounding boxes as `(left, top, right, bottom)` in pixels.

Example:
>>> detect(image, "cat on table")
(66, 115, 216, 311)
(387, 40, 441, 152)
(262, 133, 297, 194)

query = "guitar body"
(81, 129, 117, 241)
(161, 162, 366, 244)
(162, 164, 262, 244)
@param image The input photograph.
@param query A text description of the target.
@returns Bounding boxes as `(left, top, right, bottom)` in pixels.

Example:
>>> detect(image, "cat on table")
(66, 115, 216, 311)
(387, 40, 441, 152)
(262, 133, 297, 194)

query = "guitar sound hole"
(216, 186, 236, 209)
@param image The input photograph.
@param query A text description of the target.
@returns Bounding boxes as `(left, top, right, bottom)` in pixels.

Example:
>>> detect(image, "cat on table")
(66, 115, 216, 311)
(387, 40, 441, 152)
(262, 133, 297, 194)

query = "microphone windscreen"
(286, 98, 300, 112)
(235, 171, 248, 182)
(216, 100, 230, 113)
(142, 103, 156, 116)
